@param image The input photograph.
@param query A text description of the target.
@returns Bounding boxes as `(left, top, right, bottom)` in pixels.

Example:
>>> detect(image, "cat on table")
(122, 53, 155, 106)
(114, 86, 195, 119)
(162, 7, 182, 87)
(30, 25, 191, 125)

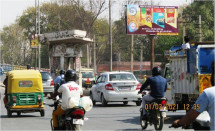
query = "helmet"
(65, 70, 77, 82)
(152, 66, 161, 76)
(60, 70, 65, 75)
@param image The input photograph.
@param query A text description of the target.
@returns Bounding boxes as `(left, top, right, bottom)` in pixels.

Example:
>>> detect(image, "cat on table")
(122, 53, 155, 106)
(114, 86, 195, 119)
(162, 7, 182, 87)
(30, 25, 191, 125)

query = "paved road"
(0, 88, 193, 131)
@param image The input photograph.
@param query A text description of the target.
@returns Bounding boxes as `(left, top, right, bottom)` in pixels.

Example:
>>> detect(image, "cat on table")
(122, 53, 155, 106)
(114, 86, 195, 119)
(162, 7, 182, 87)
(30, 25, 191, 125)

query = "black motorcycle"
(49, 98, 86, 131)
(140, 90, 167, 130)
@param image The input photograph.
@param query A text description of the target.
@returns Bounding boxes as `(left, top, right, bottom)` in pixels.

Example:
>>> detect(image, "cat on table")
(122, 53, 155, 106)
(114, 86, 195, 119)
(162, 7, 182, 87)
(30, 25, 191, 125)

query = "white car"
(90, 72, 142, 106)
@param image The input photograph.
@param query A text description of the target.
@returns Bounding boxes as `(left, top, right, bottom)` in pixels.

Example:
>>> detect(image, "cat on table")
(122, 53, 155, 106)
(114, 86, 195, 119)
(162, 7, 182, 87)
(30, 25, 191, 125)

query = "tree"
(183, 1, 214, 41)
(17, 0, 107, 68)
(0, 23, 30, 65)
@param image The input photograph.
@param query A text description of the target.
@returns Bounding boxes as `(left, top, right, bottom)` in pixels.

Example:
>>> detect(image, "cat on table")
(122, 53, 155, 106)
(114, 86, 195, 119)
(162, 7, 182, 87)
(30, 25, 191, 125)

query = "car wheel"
(90, 92, 96, 106)
(123, 101, 128, 105)
(101, 94, 107, 107)
(136, 101, 141, 106)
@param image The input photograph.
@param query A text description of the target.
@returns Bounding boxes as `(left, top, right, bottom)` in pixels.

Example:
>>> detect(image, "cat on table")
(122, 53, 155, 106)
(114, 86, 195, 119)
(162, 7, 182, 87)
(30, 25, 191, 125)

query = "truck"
(164, 42, 214, 130)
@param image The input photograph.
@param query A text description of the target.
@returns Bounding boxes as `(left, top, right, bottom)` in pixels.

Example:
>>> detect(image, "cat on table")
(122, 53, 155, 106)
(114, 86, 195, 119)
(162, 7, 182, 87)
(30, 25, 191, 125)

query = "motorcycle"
(49, 97, 86, 131)
(140, 90, 167, 130)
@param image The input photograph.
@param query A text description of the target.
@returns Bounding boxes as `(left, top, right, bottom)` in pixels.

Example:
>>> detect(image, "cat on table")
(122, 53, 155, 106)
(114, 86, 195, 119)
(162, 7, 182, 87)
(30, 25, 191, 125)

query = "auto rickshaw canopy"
(7, 70, 43, 93)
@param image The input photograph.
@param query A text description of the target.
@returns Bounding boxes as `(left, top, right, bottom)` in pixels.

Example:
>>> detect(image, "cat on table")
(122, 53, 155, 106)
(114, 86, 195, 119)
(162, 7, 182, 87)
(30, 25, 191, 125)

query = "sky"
(0, 0, 194, 30)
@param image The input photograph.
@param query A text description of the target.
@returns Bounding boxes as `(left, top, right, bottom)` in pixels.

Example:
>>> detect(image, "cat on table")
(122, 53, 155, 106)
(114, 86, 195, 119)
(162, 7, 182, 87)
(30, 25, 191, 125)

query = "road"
(0, 91, 193, 130)
(0, 74, 193, 130)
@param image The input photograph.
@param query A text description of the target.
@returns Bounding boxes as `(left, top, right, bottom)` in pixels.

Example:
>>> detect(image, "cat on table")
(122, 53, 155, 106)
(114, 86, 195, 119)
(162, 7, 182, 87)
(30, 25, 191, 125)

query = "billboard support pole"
(150, 35, 155, 72)
(131, 35, 134, 73)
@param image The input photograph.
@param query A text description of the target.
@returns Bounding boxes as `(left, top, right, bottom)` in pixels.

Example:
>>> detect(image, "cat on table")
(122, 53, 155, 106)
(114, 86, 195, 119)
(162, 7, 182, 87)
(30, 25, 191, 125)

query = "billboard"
(126, 5, 178, 35)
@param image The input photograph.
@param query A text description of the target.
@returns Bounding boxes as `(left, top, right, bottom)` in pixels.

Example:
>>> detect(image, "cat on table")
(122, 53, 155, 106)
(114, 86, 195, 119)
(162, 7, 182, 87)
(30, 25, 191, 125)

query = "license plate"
(73, 119, 84, 125)
(119, 86, 131, 90)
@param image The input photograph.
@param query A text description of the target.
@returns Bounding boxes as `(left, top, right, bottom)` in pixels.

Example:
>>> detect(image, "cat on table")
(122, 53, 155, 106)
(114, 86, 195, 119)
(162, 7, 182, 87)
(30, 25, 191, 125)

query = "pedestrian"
(27, 64, 31, 70)
(172, 62, 215, 130)
(138, 66, 167, 119)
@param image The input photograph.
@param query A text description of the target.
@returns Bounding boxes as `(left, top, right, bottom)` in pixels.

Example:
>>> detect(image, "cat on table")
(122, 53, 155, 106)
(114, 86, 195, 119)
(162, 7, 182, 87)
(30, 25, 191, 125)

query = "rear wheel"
(140, 108, 148, 129)
(17, 112, 21, 116)
(7, 110, 12, 117)
(154, 112, 164, 130)
(101, 94, 107, 106)
(90, 92, 96, 106)
(40, 110, 45, 117)
(123, 101, 128, 105)
(136, 101, 141, 106)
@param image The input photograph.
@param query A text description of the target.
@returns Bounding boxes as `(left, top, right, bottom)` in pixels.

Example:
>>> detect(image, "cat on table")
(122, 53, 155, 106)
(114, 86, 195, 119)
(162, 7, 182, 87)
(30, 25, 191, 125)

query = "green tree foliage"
(16, 0, 106, 68)
(183, 1, 214, 41)
(92, 19, 109, 64)
(0, 24, 29, 65)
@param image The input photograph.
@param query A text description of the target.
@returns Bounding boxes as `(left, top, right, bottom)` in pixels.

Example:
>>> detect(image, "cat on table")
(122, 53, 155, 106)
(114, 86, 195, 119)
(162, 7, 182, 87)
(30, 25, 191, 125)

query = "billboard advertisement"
(126, 5, 178, 35)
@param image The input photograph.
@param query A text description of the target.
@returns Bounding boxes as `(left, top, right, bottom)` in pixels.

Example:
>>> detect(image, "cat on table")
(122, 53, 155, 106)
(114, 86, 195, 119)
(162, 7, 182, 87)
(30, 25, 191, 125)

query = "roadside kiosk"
(44, 30, 93, 87)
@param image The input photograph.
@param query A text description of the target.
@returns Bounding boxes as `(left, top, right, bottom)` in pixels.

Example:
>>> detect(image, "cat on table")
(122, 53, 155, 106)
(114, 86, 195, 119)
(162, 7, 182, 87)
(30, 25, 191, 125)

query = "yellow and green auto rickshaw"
(5, 70, 45, 117)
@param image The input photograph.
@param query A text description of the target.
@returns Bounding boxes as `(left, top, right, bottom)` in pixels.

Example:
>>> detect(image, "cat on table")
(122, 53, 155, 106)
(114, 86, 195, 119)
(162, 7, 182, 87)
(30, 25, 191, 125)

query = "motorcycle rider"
(54, 70, 65, 86)
(138, 66, 167, 119)
(50, 70, 83, 130)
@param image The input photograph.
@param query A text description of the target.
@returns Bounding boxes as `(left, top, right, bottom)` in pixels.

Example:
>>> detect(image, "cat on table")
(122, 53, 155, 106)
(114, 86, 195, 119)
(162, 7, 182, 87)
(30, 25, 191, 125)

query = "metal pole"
(140, 42, 143, 76)
(199, 15, 202, 42)
(34, 0, 37, 69)
(131, 35, 134, 73)
(24, 47, 26, 65)
(38, 0, 41, 70)
(151, 36, 155, 72)
(93, 35, 97, 74)
(183, 22, 186, 43)
(87, 44, 89, 68)
(109, 0, 112, 71)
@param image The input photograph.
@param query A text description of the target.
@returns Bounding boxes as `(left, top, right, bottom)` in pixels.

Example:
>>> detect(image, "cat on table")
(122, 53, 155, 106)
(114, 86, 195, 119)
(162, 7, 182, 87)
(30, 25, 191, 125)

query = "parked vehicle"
(140, 90, 167, 130)
(164, 42, 215, 129)
(90, 71, 142, 106)
(5, 70, 45, 117)
(40, 71, 54, 96)
(81, 68, 95, 89)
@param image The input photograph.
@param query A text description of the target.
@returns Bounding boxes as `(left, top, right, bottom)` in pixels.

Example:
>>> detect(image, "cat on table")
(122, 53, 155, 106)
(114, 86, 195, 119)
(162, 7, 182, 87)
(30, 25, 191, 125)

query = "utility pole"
(183, 22, 186, 42)
(38, 0, 41, 70)
(109, 0, 112, 71)
(131, 35, 134, 73)
(140, 42, 143, 77)
(150, 36, 155, 71)
(35, 0, 37, 70)
(87, 44, 89, 68)
(93, 35, 97, 74)
(199, 15, 202, 42)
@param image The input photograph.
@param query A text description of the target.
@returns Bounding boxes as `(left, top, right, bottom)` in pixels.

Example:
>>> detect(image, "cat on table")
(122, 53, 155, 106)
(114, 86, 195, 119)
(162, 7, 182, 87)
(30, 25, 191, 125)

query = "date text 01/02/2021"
(144, 104, 200, 110)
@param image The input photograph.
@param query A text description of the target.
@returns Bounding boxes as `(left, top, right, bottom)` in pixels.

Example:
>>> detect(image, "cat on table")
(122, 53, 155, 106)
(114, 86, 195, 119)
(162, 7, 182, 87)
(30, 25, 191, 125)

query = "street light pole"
(93, 35, 97, 74)
(109, 0, 112, 71)
(38, 0, 41, 71)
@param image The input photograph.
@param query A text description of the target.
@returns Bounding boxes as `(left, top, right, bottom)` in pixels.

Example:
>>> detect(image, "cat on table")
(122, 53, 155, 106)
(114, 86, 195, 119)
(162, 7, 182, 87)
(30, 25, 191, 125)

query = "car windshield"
(109, 73, 136, 81)
(40, 72, 51, 81)
(82, 72, 94, 78)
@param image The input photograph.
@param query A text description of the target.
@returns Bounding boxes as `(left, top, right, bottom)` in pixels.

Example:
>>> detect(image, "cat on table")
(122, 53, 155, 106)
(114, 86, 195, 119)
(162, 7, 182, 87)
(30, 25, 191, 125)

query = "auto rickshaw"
(5, 70, 45, 117)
